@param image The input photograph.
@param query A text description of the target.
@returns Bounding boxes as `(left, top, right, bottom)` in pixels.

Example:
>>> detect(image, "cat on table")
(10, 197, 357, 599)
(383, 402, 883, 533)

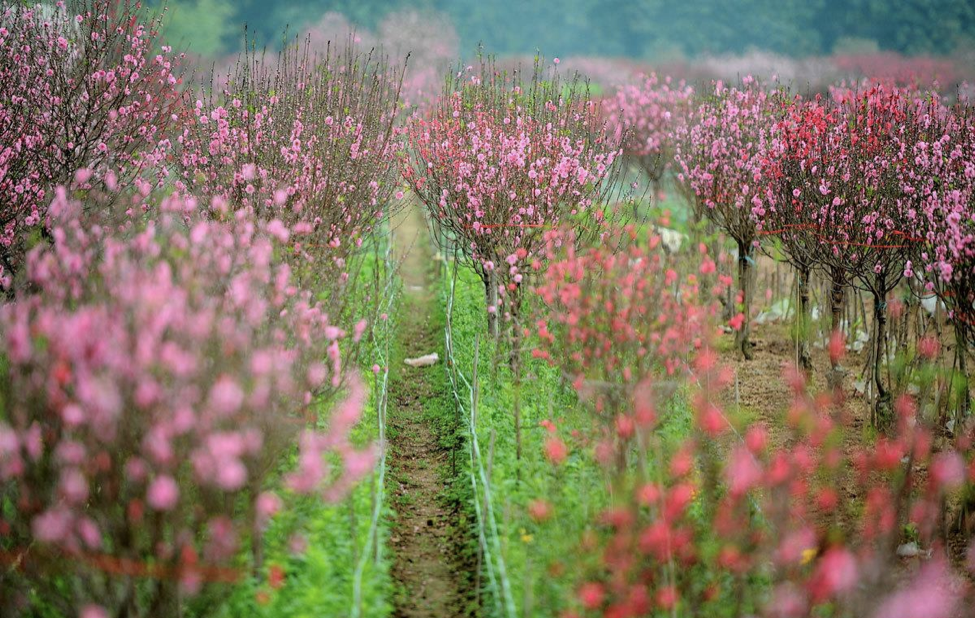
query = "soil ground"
(387, 203, 472, 618)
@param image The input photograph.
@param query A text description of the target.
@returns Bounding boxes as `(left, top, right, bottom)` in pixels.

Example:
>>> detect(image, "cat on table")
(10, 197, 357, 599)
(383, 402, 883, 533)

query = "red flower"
(728, 312, 746, 331)
(544, 437, 568, 466)
(578, 582, 605, 609)
(528, 500, 553, 522)
(268, 564, 285, 590)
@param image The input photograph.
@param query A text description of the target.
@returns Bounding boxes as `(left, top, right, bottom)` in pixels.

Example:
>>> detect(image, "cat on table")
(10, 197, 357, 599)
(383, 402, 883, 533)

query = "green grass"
(207, 364, 395, 618)
(442, 266, 615, 616)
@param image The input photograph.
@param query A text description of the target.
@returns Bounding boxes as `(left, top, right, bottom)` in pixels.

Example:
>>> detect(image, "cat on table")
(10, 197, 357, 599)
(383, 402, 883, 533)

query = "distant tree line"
(153, 0, 975, 59)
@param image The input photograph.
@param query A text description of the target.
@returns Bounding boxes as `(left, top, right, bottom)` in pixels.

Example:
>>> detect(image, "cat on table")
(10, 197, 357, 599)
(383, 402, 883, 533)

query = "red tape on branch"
(0, 547, 241, 584)
(757, 222, 925, 249)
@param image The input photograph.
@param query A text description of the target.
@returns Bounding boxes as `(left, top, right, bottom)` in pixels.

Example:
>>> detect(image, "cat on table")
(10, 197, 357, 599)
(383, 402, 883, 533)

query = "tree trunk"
(735, 240, 754, 360)
(797, 265, 813, 375)
(485, 269, 499, 339)
(956, 326, 971, 424)
(251, 476, 265, 576)
(828, 267, 847, 390)
(873, 283, 892, 430)
(509, 292, 523, 467)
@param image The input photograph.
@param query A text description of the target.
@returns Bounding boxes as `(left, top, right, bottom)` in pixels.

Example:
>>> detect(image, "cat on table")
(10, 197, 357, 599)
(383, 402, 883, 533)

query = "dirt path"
(718, 322, 870, 517)
(387, 203, 471, 618)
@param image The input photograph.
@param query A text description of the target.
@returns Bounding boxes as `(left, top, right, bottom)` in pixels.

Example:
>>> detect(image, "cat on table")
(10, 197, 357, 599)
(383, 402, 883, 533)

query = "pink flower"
(353, 319, 368, 342)
(918, 335, 940, 360)
(74, 168, 93, 184)
(267, 219, 290, 242)
(729, 312, 746, 331)
(60, 468, 89, 504)
(727, 446, 762, 496)
(343, 448, 375, 480)
(32, 508, 71, 544)
(215, 459, 247, 491)
(931, 452, 966, 489)
(209, 377, 244, 416)
(76, 517, 102, 549)
(147, 475, 179, 511)
(809, 548, 858, 601)
(544, 437, 567, 465)
(578, 582, 604, 609)
(80, 605, 109, 618)
(528, 499, 552, 522)
(872, 559, 957, 618)
(256, 491, 282, 525)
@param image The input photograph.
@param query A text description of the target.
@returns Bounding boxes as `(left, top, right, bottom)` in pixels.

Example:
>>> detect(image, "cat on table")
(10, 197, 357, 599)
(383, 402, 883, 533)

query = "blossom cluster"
(531, 224, 975, 618)
(0, 4, 389, 613)
(0, 190, 372, 614)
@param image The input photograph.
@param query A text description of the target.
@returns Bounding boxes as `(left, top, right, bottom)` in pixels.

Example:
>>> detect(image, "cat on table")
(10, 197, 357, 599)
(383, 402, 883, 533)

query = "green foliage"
(441, 264, 700, 616)
(162, 0, 237, 56)
(443, 266, 603, 616)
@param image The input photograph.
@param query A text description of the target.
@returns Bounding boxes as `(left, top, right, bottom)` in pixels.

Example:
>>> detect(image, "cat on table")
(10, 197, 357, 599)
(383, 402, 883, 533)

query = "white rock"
(651, 225, 688, 254)
(920, 296, 943, 316)
(896, 542, 920, 558)
(755, 299, 794, 325)
(404, 353, 439, 368)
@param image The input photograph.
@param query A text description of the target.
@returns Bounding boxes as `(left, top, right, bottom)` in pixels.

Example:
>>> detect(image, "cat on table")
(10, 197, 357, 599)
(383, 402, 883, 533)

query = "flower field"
(1, 2, 975, 617)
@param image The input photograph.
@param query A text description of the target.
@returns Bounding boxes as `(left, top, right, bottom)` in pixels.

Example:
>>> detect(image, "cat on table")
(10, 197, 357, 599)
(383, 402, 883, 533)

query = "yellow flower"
(800, 548, 818, 565)
(519, 528, 534, 544)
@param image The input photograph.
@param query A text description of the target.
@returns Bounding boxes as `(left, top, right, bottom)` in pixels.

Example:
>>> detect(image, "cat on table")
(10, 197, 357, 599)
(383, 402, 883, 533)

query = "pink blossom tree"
(402, 56, 623, 338)
(0, 190, 372, 615)
(174, 37, 404, 294)
(907, 101, 975, 419)
(605, 73, 693, 194)
(676, 78, 787, 359)
(0, 0, 183, 280)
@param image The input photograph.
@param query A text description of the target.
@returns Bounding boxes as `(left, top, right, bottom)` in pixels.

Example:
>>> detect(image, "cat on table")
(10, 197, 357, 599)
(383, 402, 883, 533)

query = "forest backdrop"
(151, 0, 975, 60)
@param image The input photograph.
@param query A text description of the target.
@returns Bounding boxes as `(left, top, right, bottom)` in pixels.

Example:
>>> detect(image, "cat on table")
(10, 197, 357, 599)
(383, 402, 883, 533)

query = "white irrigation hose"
(443, 262, 517, 618)
(352, 239, 397, 618)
